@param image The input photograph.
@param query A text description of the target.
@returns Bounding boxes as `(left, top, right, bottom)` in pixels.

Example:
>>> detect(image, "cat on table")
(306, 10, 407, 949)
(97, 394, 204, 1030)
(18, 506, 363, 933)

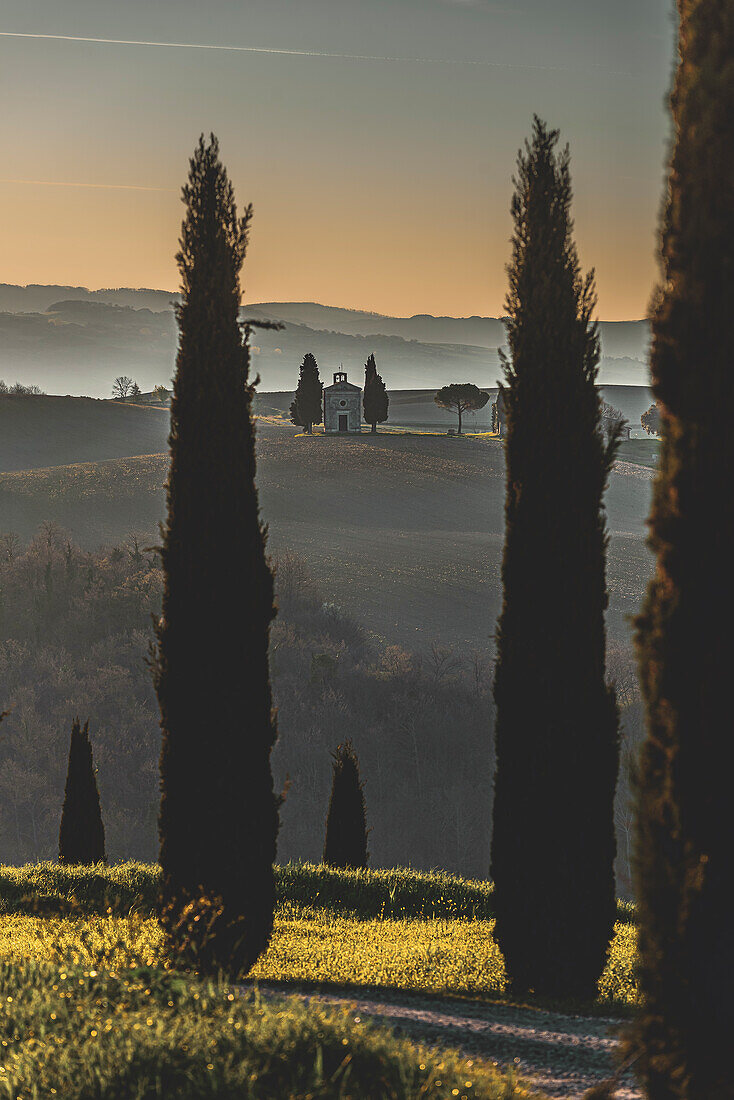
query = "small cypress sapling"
(59, 717, 106, 864)
(323, 740, 369, 869)
(362, 353, 389, 433)
(289, 353, 323, 433)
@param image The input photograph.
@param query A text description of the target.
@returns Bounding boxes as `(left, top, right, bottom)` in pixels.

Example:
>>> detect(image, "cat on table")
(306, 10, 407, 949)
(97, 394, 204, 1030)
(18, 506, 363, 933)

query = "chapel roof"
(324, 370, 361, 392)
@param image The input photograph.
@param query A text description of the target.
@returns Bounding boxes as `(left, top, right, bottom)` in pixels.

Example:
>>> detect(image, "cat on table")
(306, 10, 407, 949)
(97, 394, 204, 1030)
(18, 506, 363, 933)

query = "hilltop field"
(255, 383, 655, 434)
(0, 394, 656, 655)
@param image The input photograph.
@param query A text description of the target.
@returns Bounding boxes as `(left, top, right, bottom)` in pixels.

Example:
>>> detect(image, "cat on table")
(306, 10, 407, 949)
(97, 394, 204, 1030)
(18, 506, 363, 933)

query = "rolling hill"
(0, 284, 650, 397)
(0, 299, 498, 398)
(0, 406, 654, 657)
(0, 395, 169, 473)
(0, 284, 651, 357)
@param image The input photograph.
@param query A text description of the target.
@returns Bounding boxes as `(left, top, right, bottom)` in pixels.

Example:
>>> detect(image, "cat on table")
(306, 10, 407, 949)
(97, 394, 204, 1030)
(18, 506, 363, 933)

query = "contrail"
(0, 177, 176, 193)
(0, 30, 634, 77)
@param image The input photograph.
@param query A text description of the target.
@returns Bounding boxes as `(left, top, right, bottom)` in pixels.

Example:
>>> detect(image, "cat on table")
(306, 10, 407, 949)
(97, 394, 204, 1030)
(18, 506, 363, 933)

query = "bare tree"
(427, 641, 462, 683)
(112, 376, 134, 400)
(272, 549, 312, 605)
(1, 381, 43, 395)
(0, 532, 20, 563)
(469, 649, 492, 697)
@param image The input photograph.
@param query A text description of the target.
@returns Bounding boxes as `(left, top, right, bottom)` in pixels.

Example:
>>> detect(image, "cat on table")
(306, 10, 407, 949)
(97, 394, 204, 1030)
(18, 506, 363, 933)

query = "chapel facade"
(323, 371, 362, 433)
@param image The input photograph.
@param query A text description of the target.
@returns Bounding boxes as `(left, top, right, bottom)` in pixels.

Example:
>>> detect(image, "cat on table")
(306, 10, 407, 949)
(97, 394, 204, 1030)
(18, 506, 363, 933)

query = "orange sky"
(0, 2, 674, 319)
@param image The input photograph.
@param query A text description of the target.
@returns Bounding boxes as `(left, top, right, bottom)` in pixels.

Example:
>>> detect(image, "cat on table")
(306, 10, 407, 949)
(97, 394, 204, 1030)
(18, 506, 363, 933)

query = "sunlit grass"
(255, 910, 507, 994)
(0, 960, 534, 1099)
(0, 904, 639, 1008)
(1, 860, 636, 923)
(0, 912, 162, 968)
(0, 861, 640, 1010)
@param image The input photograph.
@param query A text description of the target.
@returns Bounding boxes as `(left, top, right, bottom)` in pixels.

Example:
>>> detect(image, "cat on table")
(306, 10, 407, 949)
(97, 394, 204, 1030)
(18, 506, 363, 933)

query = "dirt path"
(250, 983, 641, 1099)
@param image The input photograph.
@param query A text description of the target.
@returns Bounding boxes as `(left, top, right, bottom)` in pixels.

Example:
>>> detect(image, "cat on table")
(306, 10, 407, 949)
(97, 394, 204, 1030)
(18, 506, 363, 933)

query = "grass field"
(616, 437, 660, 468)
(0, 910, 639, 1008)
(1, 863, 587, 1098)
(0, 960, 531, 1099)
(0, 862, 639, 1010)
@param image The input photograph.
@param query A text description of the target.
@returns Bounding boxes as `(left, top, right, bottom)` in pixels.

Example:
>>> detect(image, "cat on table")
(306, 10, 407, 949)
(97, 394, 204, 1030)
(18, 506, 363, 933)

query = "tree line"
(112, 377, 170, 404)
(0, 380, 43, 395)
(0, 526, 495, 875)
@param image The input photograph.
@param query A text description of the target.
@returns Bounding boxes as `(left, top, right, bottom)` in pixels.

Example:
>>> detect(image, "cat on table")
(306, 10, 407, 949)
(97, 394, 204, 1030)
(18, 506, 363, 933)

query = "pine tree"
(289, 353, 323, 433)
(434, 383, 489, 434)
(491, 117, 620, 999)
(362, 353, 389, 433)
(323, 741, 368, 869)
(155, 135, 278, 976)
(626, 4, 734, 1094)
(58, 718, 106, 864)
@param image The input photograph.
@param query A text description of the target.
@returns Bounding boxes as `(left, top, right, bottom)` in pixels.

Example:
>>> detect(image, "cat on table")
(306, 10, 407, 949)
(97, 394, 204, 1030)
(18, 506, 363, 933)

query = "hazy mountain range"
(0, 284, 650, 398)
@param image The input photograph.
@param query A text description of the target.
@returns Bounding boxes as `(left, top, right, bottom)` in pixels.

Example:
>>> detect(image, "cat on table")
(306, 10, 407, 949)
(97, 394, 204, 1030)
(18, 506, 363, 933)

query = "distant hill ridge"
(0, 284, 650, 396)
(0, 283, 649, 351)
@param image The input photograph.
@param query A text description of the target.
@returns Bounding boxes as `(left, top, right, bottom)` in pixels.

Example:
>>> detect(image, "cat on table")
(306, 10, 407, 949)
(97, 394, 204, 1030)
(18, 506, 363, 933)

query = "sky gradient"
(0, 0, 676, 319)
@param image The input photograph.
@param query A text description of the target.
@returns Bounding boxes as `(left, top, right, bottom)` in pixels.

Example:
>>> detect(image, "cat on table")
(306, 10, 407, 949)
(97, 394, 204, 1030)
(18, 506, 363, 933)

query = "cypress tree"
(323, 740, 369, 869)
(289, 353, 323, 433)
(491, 117, 620, 999)
(362, 353, 389, 433)
(626, 5, 734, 1095)
(155, 135, 278, 976)
(59, 718, 106, 864)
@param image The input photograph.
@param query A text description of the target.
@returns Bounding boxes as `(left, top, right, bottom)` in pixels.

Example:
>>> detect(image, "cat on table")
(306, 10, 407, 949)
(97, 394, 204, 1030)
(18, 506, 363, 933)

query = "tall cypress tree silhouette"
(626, 4, 734, 1094)
(59, 718, 106, 864)
(323, 741, 368, 869)
(155, 135, 278, 975)
(289, 353, 323, 433)
(491, 117, 620, 999)
(362, 353, 389, 433)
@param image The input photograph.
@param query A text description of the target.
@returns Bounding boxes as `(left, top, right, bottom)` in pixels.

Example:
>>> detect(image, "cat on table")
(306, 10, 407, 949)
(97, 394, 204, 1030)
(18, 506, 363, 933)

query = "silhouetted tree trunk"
(323, 741, 368, 869)
(59, 718, 106, 864)
(491, 117, 620, 999)
(155, 134, 278, 976)
(625, 5, 734, 1095)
